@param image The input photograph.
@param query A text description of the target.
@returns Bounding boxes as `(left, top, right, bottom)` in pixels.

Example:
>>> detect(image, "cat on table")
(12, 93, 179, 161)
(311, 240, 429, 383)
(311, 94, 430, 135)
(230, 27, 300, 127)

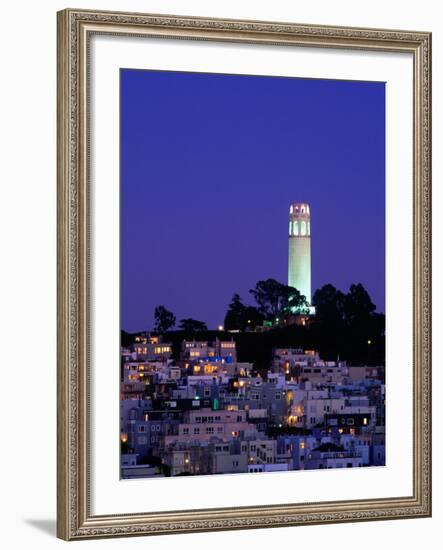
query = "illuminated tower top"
(289, 203, 311, 238)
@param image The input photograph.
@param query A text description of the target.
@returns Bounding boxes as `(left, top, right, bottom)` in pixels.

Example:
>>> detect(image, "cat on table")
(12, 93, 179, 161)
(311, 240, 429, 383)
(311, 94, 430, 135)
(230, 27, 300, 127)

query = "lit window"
(294, 221, 299, 236)
(301, 221, 306, 236)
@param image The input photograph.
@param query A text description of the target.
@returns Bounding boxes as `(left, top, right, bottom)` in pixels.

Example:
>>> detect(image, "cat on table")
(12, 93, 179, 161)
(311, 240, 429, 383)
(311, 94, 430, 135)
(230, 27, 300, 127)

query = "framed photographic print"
(57, 8, 432, 540)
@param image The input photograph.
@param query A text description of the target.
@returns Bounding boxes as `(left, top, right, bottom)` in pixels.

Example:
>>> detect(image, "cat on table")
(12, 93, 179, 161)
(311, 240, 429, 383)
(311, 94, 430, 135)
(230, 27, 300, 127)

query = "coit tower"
(288, 203, 311, 304)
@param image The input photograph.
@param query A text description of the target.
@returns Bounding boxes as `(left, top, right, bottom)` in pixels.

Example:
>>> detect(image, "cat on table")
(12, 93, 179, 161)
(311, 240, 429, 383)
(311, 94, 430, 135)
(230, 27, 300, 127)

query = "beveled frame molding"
(57, 8, 431, 541)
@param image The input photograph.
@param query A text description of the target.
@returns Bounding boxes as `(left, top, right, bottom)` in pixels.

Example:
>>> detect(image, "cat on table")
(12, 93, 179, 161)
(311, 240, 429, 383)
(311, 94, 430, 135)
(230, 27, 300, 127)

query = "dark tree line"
(311, 282, 385, 362)
(145, 279, 385, 365)
(224, 278, 309, 331)
(223, 294, 264, 332)
(222, 279, 384, 364)
(250, 279, 309, 318)
(153, 305, 207, 334)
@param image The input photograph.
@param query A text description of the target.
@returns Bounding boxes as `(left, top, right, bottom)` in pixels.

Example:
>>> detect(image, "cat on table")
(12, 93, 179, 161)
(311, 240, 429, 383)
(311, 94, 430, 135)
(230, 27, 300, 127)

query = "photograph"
(119, 69, 386, 479)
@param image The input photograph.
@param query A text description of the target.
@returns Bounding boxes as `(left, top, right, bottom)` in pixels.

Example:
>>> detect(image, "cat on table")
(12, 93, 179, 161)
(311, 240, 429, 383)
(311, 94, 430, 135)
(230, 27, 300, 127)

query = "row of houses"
(120, 337, 385, 478)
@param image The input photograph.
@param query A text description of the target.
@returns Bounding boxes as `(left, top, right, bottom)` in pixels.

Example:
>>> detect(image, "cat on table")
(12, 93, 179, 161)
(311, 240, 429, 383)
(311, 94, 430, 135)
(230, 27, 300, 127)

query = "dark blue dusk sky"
(121, 69, 385, 332)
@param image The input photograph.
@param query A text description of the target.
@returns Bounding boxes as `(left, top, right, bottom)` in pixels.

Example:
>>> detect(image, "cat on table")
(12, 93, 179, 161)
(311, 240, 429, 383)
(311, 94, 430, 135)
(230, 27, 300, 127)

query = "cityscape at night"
(120, 70, 385, 478)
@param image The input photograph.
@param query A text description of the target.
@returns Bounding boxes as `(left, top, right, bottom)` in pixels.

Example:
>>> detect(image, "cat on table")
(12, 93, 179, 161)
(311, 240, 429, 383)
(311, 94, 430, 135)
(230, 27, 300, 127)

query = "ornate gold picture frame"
(57, 8, 431, 540)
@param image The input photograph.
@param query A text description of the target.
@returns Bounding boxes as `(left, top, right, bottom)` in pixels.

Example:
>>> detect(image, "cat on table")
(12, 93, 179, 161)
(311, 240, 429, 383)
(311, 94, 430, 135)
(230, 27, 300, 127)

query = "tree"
(311, 284, 346, 359)
(249, 279, 308, 320)
(249, 279, 287, 319)
(342, 283, 380, 362)
(312, 284, 345, 324)
(343, 283, 376, 325)
(153, 305, 176, 333)
(224, 294, 246, 331)
(243, 305, 265, 329)
(284, 286, 310, 315)
(179, 318, 208, 332)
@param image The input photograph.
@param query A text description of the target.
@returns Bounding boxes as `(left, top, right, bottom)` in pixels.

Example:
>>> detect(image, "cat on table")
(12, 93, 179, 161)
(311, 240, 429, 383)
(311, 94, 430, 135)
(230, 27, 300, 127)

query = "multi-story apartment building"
(181, 339, 237, 362)
(304, 442, 364, 469)
(129, 335, 173, 361)
(161, 407, 262, 446)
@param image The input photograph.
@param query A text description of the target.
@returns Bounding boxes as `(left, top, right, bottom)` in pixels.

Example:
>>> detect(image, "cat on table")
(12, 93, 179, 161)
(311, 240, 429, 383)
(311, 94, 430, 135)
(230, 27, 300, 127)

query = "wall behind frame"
(0, 1, 439, 549)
